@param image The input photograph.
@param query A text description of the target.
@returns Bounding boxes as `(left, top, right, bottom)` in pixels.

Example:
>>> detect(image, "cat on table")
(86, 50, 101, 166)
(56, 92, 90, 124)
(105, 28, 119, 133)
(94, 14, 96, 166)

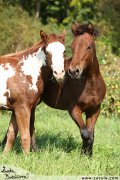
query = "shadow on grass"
(35, 132, 81, 153)
(0, 132, 81, 154)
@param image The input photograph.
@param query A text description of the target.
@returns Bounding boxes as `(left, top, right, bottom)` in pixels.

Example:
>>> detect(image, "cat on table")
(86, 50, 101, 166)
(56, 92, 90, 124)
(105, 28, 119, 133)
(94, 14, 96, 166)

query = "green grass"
(0, 103, 120, 176)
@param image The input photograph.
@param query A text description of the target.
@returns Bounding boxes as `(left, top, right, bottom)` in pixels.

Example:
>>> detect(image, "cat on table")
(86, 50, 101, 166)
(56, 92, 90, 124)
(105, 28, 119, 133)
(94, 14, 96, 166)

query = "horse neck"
(87, 52, 100, 78)
(31, 45, 52, 86)
(19, 42, 52, 88)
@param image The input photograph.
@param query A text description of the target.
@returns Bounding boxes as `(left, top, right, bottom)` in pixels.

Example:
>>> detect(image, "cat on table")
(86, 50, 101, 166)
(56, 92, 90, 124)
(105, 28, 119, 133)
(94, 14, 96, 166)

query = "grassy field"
(0, 103, 120, 176)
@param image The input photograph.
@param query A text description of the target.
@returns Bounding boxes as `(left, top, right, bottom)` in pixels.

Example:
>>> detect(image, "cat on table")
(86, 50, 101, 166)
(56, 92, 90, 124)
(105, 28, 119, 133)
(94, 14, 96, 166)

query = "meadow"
(0, 103, 120, 176)
(0, 1, 120, 178)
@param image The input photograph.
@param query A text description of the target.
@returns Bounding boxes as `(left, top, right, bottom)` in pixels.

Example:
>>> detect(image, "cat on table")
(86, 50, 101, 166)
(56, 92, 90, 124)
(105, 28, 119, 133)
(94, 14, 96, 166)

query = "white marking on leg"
(20, 48, 46, 91)
(0, 64, 15, 106)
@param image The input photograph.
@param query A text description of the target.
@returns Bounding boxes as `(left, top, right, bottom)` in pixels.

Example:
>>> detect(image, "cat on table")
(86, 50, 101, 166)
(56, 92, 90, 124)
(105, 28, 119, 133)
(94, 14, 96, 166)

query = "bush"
(101, 59, 120, 117)
(0, 4, 43, 55)
(96, 38, 120, 117)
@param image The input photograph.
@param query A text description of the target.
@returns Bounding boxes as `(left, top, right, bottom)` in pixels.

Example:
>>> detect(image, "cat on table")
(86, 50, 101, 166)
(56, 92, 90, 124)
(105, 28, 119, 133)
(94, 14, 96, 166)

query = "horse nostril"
(62, 70, 64, 73)
(54, 71, 57, 75)
(75, 69, 79, 76)
(68, 68, 79, 77)
(76, 69, 79, 73)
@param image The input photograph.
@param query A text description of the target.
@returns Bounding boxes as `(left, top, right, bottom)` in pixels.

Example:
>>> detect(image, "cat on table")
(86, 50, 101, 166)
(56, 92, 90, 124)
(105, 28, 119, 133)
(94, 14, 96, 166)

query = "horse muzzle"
(68, 67, 82, 79)
(53, 70, 65, 83)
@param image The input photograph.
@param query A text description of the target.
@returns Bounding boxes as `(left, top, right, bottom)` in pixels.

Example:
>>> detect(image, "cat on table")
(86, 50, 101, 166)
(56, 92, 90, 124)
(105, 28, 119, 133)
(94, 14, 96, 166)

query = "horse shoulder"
(78, 74, 105, 108)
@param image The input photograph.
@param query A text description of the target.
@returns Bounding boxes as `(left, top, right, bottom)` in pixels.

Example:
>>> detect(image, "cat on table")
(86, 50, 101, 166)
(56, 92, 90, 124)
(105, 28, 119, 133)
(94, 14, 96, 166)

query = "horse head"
(68, 21, 98, 79)
(40, 30, 66, 82)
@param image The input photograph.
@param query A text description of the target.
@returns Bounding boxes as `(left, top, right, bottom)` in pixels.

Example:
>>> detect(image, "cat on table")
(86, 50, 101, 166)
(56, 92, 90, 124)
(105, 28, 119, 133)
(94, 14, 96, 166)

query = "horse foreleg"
(30, 108, 37, 152)
(3, 112, 18, 153)
(15, 105, 31, 153)
(68, 105, 90, 148)
(82, 105, 100, 156)
(2, 108, 37, 153)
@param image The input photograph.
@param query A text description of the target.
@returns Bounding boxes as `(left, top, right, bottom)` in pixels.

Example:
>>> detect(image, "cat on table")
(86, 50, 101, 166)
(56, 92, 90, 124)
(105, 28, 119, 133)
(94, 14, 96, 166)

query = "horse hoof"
(81, 148, 93, 157)
(31, 145, 38, 152)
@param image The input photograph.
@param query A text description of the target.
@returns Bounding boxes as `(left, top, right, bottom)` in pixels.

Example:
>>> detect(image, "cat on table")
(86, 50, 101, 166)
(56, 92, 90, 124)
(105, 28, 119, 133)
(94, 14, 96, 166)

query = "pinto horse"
(3, 22, 106, 156)
(0, 29, 66, 153)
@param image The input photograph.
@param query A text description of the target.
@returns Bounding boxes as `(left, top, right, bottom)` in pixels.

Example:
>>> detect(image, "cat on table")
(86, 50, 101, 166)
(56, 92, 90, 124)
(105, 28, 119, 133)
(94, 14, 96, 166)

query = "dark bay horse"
(3, 22, 106, 156)
(41, 22, 106, 156)
(0, 29, 66, 153)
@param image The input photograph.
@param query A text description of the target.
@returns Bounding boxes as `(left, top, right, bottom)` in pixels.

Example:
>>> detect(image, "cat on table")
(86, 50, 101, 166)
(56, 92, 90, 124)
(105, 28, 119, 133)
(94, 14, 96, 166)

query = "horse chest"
(78, 82, 101, 109)
(79, 93, 99, 107)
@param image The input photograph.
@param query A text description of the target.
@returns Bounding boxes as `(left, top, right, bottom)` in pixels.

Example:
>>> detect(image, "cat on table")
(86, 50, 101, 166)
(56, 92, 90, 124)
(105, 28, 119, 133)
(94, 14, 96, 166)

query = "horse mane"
(76, 24, 92, 35)
(2, 41, 44, 59)
(72, 21, 99, 37)
(1, 32, 64, 61)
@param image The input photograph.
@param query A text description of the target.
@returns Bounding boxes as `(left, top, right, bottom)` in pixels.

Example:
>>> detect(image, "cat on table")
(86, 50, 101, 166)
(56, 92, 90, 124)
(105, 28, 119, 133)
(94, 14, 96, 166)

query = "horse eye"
(87, 45, 92, 49)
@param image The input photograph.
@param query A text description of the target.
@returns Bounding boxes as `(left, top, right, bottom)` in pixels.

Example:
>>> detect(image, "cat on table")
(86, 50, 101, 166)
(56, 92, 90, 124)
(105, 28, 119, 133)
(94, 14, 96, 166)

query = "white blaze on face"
(0, 63, 15, 106)
(21, 48, 46, 91)
(46, 42, 65, 80)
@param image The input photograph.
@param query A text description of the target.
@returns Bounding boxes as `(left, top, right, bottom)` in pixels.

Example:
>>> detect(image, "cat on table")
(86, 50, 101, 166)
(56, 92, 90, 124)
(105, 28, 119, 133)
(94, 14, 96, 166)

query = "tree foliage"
(1, 0, 120, 54)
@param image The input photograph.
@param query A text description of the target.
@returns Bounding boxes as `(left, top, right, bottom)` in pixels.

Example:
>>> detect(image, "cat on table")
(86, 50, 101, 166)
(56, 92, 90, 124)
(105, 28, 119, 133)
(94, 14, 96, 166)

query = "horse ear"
(59, 29, 66, 42)
(71, 21, 80, 36)
(87, 22, 94, 35)
(40, 29, 48, 42)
